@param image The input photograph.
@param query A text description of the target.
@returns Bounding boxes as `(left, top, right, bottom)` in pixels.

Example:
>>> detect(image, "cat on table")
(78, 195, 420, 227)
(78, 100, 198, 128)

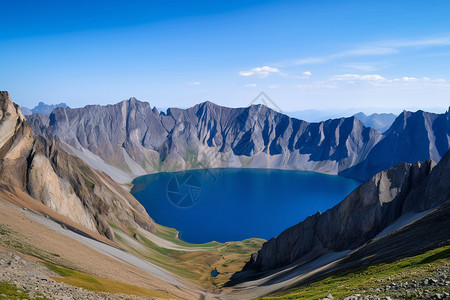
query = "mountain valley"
(0, 91, 448, 300)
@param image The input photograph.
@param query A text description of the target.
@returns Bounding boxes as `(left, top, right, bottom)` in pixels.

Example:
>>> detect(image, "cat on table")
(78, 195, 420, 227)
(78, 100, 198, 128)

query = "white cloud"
(239, 66, 281, 78)
(342, 63, 387, 72)
(289, 47, 398, 66)
(278, 35, 450, 67)
(395, 76, 418, 82)
(337, 47, 397, 57)
(387, 37, 450, 48)
(330, 74, 387, 83)
(245, 83, 257, 87)
(304, 74, 449, 88)
(292, 71, 313, 79)
(269, 85, 279, 89)
(188, 82, 200, 85)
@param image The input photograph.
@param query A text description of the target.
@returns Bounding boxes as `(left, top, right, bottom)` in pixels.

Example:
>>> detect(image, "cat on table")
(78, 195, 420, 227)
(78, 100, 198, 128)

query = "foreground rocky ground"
(0, 247, 161, 300)
(319, 266, 450, 300)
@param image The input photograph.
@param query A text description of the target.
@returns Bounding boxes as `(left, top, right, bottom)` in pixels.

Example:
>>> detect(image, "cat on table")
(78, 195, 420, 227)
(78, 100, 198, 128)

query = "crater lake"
(131, 168, 361, 244)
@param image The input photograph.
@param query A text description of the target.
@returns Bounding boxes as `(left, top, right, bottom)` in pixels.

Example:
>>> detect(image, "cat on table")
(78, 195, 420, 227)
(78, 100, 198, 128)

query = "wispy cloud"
(341, 62, 389, 72)
(394, 76, 418, 82)
(386, 37, 450, 48)
(291, 70, 313, 79)
(298, 74, 448, 89)
(330, 74, 387, 83)
(239, 66, 281, 78)
(280, 35, 450, 67)
(245, 83, 257, 87)
(336, 47, 397, 57)
(188, 81, 201, 85)
(283, 47, 397, 67)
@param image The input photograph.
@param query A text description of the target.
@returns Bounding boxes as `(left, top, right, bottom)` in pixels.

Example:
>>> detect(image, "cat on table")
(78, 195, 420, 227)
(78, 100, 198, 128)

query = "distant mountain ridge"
(353, 112, 397, 132)
(27, 98, 450, 182)
(22, 101, 68, 115)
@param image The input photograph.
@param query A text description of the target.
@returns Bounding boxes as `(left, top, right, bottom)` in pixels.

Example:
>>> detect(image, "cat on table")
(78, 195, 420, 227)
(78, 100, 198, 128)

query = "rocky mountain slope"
(0, 91, 156, 239)
(27, 98, 449, 183)
(27, 98, 382, 182)
(342, 109, 450, 180)
(353, 112, 397, 132)
(237, 148, 450, 275)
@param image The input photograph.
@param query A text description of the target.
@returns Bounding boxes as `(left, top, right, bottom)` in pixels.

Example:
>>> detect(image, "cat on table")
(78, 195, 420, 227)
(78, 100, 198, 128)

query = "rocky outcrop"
(0, 91, 156, 239)
(27, 99, 449, 182)
(238, 148, 450, 274)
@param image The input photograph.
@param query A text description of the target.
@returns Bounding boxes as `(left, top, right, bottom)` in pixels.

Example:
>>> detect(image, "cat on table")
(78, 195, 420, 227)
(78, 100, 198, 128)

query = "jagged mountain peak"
(341, 108, 449, 180)
(0, 91, 25, 119)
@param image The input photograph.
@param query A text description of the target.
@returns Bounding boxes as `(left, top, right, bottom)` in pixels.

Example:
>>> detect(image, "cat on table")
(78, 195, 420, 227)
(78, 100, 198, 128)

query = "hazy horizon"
(16, 95, 448, 119)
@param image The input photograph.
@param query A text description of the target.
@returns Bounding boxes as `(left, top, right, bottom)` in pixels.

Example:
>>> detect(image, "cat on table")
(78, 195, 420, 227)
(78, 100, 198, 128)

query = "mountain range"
(27, 97, 449, 183)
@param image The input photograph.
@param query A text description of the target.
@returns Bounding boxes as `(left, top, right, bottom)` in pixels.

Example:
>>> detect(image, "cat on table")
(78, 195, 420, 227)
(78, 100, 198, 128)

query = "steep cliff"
(342, 109, 450, 180)
(0, 91, 156, 239)
(238, 149, 449, 275)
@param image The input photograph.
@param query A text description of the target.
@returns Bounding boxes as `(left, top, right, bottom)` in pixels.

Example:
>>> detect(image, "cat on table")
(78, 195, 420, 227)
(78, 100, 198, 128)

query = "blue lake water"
(131, 168, 361, 244)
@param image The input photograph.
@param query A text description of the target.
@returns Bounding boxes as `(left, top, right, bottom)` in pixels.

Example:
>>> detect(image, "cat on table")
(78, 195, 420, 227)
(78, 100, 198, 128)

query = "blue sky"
(1, 0, 450, 112)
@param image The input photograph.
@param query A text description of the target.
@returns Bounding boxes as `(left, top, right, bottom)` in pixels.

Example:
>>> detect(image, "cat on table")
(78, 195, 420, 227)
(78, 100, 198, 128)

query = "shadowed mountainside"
(342, 109, 450, 180)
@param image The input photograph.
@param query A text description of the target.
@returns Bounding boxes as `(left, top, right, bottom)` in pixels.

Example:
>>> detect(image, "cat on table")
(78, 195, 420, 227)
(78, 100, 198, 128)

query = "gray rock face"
(27, 99, 449, 182)
(353, 112, 397, 132)
(342, 109, 450, 181)
(0, 91, 156, 239)
(239, 149, 450, 274)
(27, 99, 385, 180)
